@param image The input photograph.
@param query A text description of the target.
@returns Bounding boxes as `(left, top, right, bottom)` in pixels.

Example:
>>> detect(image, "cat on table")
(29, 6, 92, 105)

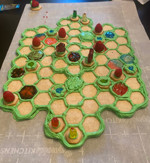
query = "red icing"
(45, 38, 57, 45)
(113, 83, 128, 96)
(114, 68, 122, 78)
(32, 37, 40, 47)
(51, 117, 59, 128)
(32, 0, 39, 8)
(3, 91, 15, 103)
(108, 61, 121, 69)
(94, 41, 106, 53)
(58, 28, 66, 38)
(95, 23, 103, 33)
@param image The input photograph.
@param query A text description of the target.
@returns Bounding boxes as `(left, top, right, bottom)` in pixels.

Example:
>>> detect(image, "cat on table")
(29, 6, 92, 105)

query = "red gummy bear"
(114, 68, 122, 78)
(94, 41, 105, 53)
(3, 91, 15, 103)
(32, 0, 39, 8)
(51, 117, 59, 128)
(58, 28, 66, 38)
(32, 37, 41, 47)
(95, 23, 103, 33)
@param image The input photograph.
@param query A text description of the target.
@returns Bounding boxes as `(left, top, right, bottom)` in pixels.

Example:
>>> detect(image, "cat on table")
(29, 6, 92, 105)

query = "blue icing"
(49, 30, 54, 33)
(36, 33, 45, 37)
(105, 32, 115, 38)
(128, 66, 134, 71)
(56, 88, 63, 93)
(38, 51, 43, 55)
(112, 59, 123, 68)
(120, 54, 134, 64)
(97, 37, 102, 40)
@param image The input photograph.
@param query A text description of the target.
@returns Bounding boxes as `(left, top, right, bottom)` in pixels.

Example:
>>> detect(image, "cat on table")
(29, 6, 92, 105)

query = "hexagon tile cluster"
(0, 12, 148, 148)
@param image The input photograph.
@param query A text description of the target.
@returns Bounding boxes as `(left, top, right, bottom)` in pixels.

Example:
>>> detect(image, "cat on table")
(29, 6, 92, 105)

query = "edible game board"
(0, 9, 149, 149)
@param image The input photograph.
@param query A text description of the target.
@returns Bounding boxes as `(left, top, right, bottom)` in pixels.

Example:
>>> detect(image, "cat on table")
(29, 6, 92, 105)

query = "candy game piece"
(110, 68, 124, 81)
(82, 48, 94, 67)
(32, 37, 43, 49)
(73, 10, 77, 19)
(49, 117, 65, 133)
(94, 23, 103, 34)
(88, 49, 94, 63)
(114, 68, 122, 78)
(32, 37, 40, 46)
(30, 0, 42, 11)
(56, 43, 66, 57)
(71, 10, 79, 21)
(94, 41, 106, 53)
(69, 127, 78, 139)
(51, 117, 59, 128)
(3, 91, 18, 106)
(58, 28, 67, 40)
(68, 52, 80, 62)
(32, 0, 39, 8)
(81, 13, 90, 25)
(3, 91, 15, 103)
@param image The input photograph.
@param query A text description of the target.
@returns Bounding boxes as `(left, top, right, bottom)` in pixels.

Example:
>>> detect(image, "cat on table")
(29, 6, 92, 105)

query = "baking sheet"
(0, 1, 150, 163)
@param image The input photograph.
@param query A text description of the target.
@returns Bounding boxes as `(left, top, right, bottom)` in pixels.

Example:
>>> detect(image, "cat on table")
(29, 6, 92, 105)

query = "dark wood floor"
(0, 0, 149, 69)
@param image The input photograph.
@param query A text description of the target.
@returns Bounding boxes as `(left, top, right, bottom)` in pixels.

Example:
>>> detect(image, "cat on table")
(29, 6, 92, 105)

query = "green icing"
(0, 14, 149, 149)
(79, 32, 94, 42)
(28, 50, 44, 60)
(124, 64, 137, 74)
(65, 76, 84, 91)
(97, 77, 111, 86)
(26, 60, 37, 70)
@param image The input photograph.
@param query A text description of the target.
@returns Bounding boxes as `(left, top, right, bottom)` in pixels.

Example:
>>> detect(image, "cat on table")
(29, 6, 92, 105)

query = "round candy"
(3, 91, 15, 103)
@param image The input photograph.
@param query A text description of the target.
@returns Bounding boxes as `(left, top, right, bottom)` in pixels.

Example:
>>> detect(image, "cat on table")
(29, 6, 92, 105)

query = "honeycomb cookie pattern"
(0, 14, 148, 149)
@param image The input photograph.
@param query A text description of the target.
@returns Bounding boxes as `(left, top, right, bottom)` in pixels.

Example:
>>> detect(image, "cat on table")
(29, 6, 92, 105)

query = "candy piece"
(19, 86, 37, 99)
(11, 68, 25, 78)
(32, 37, 41, 47)
(56, 43, 65, 53)
(51, 117, 59, 128)
(68, 52, 80, 62)
(69, 127, 78, 139)
(88, 48, 94, 63)
(32, 0, 39, 8)
(58, 28, 66, 38)
(82, 13, 87, 22)
(73, 10, 77, 18)
(95, 23, 103, 33)
(3, 91, 15, 103)
(113, 83, 128, 96)
(94, 41, 105, 53)
(114, 68, 122, 78)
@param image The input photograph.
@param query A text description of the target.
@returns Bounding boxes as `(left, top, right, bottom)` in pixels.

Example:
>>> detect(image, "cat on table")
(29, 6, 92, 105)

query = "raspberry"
(95, 23, 103, 33)
(58, 28, 66, 38)
(3, 91, 15, 103)
(114, 68, 122, 78)
(94, 41, 105, 53)
(32, 0, 39, 8)
(32, 37, 41, 47)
